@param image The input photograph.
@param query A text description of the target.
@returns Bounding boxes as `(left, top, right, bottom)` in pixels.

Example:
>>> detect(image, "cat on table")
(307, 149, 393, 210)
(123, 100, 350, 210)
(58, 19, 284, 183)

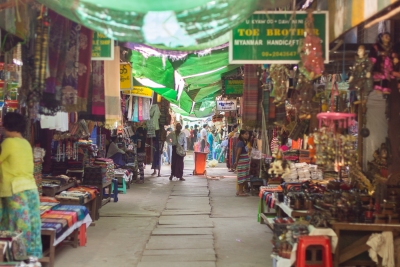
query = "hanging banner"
(224, 79, 243, 96)
(120, 63, 132, 90)
(122, 86, 153, 98)
(216, 100, 237, 111)
(229, 11, 329, 64)
(91, 32, 114, 60)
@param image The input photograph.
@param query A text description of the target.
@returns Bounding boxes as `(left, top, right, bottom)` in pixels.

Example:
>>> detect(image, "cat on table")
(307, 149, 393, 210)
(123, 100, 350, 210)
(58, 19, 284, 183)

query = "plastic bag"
(208, 159, 218, 167)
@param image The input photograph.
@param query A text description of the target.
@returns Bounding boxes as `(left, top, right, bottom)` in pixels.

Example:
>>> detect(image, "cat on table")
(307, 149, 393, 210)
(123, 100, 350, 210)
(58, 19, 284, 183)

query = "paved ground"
(53, 152, 274, 267)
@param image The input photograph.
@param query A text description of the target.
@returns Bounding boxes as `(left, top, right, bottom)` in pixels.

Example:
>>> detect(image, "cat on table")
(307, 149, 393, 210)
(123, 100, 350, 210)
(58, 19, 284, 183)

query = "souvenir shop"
(0, 5, 176, 266)
(241, 9, 400, 267)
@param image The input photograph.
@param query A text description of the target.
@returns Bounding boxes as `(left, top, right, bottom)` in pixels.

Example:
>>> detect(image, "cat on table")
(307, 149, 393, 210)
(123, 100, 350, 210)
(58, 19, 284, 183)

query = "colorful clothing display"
(41, 10, 70, 115)
(0, 189, 42, 258)
(61, 21, 80, 112)
(91, 61, 105, 115)
(76, 26, 93, 112)
(104, 46, 122, 129)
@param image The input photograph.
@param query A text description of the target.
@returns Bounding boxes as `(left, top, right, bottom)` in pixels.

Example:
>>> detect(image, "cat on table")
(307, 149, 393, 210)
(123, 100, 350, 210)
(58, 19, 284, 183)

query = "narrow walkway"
(54, 153, 272, 267)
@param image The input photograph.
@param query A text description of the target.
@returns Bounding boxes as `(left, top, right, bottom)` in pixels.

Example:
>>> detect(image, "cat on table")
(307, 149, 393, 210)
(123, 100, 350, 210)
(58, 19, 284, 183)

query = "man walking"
(182, 125, 191, 151)
(200, 124, 208, 152)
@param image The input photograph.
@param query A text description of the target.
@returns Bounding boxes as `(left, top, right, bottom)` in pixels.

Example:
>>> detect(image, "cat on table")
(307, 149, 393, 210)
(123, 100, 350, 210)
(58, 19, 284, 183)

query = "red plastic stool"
(78, 224, 87, 246)
(296, 235, 332, 267)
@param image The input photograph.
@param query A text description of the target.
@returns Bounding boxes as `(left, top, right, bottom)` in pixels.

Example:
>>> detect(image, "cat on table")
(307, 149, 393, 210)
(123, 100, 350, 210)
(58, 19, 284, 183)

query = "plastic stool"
(296, 235, 332, 267)
(112, 176, 127, 194)
(78, 224, 87, 246)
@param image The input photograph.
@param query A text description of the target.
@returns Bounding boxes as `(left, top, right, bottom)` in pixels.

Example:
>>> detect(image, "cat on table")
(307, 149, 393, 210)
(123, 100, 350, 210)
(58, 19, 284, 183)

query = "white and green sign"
(229, 11, 329, 64)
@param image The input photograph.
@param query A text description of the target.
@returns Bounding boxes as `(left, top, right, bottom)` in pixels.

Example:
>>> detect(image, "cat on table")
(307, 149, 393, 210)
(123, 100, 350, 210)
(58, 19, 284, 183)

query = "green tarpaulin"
(37, 0, 259, 50)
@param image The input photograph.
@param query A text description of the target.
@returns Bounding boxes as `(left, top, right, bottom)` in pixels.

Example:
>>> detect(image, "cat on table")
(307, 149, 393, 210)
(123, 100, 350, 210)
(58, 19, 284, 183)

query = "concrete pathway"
(53, 153, 273, 267)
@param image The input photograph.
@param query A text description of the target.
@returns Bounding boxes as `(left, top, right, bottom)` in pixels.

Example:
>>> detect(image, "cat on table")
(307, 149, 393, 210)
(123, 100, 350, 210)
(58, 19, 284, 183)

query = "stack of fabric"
(295, 163, 311, 181)
(282, 162, 298, 182)
(39, 196, 60, 216)
(41, 205, 90, 239)
(94, 158, 115, 183)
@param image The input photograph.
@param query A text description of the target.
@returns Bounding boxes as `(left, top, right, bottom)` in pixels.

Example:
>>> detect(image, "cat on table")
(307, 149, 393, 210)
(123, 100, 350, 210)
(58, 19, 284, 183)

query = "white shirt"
(182, 129, 190, 138)
(200, 128, 208, 140)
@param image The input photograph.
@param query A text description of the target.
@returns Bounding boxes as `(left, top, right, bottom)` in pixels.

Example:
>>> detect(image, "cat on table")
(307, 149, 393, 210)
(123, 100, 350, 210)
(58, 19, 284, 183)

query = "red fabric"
(77, 26, 93, 111)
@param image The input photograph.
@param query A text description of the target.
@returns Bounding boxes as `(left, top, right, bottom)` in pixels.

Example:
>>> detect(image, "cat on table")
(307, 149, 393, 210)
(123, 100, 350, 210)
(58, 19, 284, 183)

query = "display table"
(42, 182, 76, 197)
(331, 222, 400, 267)
(259, 197, 309, 228)
(40, 206, 92, 267)
(56, 195, 97, 224)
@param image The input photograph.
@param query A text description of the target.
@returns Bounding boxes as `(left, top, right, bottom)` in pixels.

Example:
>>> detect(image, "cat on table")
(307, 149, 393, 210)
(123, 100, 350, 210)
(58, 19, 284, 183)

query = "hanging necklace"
(56, 139, 62, 162)
(62, 141, 66, 162)
(73, 142, 78, 160)
(66, 138, 72, 160)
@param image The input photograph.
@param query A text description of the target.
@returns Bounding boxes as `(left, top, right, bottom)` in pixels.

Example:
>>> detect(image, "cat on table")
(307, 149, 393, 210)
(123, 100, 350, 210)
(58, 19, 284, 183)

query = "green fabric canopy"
(130, 48, 241, 117)
(37, 0, 259, 50)
(131, 51, 175, 88)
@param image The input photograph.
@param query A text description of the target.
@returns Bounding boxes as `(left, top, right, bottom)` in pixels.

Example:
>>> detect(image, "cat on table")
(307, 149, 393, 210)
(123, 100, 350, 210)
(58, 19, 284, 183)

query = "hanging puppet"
(296, 10, 325, 120)
(270, 64, 290, 107)
(349, 45, 373, 99)
(369, 32, 396, 94)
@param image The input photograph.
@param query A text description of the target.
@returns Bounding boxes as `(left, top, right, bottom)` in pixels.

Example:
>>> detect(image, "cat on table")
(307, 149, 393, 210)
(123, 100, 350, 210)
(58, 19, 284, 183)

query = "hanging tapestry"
(241, 65, 259, 127)
(138, 97, 143, 121)
(142, 98, 151, 120)
(133, 97, 139, 122)
(61, 22, 80, 111)
(127, 95, 133, 120)
(41, 10, 71, 115)
(104, 46, 121, 129)
(91, 61, 105, 115)
(76, 26, 93, 112)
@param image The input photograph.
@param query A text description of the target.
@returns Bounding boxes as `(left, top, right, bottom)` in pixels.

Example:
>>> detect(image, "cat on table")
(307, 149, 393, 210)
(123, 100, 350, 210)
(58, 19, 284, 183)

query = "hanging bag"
(174, 133, 186, 157)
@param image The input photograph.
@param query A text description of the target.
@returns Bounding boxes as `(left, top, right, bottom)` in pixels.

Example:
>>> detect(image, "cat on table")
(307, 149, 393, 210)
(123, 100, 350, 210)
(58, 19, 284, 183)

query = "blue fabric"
(51, 205, 89, 221)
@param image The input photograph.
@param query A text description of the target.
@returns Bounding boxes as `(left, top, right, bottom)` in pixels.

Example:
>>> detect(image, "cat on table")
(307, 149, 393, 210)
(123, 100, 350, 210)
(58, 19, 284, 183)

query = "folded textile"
(51, 205, 89, 221)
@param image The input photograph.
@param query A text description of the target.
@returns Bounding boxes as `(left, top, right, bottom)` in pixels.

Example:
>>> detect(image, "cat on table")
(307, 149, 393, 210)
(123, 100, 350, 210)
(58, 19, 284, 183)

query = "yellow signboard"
(122, 86, 153, 99)
(120, 63, 132, 90)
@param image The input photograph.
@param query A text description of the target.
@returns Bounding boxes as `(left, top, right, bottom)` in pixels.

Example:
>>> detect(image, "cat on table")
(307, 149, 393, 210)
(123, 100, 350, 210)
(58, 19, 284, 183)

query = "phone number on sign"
(261, 51, 297, 57)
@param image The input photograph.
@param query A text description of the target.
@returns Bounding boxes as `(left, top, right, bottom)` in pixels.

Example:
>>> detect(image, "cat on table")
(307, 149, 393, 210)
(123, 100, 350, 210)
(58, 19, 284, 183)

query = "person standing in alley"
(166, 127, 173, 164)
(167, 123, 187, 181)
(200, 124, 209, 152)
(227, 124, 239, 171)
(234, 130, 250, 196)
(193, 125, 199, 148)
(182, 125, 191, 151)
(189, 126, 194, 150)
(135, 126, 146, 184)
(207, 129, 215, 160)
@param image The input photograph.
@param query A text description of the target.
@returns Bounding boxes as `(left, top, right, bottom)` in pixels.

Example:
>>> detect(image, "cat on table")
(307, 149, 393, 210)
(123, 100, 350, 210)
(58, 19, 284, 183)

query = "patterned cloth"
(137, 152, 146, 181)
(51, 205, 89, 221)
(0, 189, 42, 258)
(237, 154, 250, 184)
(92, 61, 105, 115)
(241, 65, 259, 127)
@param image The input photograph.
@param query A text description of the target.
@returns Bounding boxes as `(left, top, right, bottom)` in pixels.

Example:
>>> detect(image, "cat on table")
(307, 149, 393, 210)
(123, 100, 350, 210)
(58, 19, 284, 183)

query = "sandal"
(169, 175, 173, 181)
(135, 180, 144, 184)
(179, 178, 186, 181)
(236, 193, 248, 197)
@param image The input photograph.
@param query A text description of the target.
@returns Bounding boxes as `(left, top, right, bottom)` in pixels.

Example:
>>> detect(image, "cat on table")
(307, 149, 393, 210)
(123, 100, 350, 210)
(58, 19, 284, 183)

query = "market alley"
(53, 152, 272, 267)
